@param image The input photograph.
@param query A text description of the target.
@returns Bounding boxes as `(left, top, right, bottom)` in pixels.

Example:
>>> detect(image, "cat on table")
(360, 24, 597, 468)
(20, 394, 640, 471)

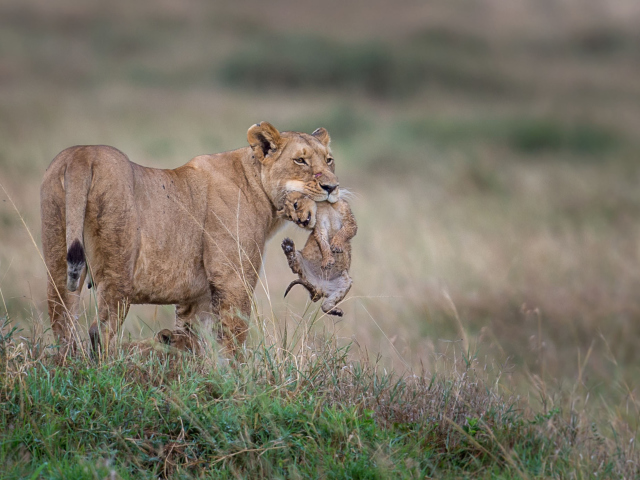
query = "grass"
(398, 116, 622, 157)
(218, 33, 508, 99)
(0, 318, 637, 479)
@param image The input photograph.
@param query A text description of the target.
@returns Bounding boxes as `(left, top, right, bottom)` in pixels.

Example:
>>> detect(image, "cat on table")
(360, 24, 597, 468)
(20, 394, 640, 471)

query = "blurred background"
(1, 0, 640, 414)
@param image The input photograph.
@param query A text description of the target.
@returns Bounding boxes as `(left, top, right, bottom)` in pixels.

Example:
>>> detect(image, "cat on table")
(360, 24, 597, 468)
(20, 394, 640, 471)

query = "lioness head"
(247, 122, 340, 208)
(278, 191, 317, 229)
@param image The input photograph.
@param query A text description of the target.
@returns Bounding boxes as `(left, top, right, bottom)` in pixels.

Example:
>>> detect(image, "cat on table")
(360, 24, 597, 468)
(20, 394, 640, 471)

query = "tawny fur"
(279, 192, 357, 316)
(40, 122, 340, 356)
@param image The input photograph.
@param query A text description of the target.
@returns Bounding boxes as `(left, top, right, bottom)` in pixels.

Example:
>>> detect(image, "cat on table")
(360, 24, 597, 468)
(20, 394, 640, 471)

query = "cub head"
(247, 122, 340, 208)
(277, 191, 317, 229)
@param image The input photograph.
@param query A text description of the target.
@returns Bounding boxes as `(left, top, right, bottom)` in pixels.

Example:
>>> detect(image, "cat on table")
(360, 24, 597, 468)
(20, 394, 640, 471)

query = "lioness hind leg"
(46, 271, 85, 354)
(321, 272, 353, 317)
(89, 289, 129, 357)
(216, 308, 249, 360)
(42, 196, 85, 353)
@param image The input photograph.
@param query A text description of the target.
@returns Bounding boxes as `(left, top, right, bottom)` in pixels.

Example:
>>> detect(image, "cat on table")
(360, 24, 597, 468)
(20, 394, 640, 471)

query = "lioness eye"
(293, 158, 307, 166)
(326, 157, 334, 165)
(293, 201, 299, 209)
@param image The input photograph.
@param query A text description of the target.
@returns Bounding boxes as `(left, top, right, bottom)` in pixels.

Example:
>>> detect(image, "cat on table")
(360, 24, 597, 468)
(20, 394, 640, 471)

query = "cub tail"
(284, 279, 322, 302)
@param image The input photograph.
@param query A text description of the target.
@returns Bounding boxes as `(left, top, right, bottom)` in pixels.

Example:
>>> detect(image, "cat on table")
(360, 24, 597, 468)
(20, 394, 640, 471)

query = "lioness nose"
(321, 184, 337, 195)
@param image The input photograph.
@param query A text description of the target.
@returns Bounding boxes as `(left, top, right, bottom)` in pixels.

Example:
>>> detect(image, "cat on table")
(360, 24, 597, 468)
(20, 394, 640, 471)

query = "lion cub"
(279, 191, 357, 316)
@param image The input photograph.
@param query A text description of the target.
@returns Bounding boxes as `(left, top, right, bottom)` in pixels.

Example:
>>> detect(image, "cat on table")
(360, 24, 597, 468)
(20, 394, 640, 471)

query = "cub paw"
(321, 256, 336, 270)
(327, 307, 343, 317)
(281, 238, 295, 255)
(330, 242, 344, 254)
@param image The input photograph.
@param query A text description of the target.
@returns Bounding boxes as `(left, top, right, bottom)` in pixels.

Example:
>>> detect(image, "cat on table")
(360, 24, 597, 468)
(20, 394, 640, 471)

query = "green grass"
(0, 321, 635, 479)
(399, 116, 622, 157)
(218, 34, 507, 99)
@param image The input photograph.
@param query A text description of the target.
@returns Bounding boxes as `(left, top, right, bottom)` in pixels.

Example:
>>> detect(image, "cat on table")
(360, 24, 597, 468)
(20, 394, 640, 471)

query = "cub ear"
(247, 122, 282, 163)
(312, 127, 331, 147)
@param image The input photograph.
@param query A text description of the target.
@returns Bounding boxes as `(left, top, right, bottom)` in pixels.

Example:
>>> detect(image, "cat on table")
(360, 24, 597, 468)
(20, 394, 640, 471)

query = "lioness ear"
(247, 122, 282, 163)
(312, 127, 330, 147)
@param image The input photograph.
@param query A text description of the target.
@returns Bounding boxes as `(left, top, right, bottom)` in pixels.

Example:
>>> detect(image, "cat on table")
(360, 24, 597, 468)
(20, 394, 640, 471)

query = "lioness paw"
(156, 329, 173, 345)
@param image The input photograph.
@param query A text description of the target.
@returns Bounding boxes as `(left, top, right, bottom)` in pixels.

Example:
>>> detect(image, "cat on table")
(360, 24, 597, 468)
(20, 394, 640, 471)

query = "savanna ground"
(1, 0, 639, 477)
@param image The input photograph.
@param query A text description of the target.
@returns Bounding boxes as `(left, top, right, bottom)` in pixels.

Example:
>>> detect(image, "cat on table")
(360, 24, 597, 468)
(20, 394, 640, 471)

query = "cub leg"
(281, 238, 304, 275)
(313, 226, 335, 269)
(330, 200, 357, 253)
(320, 271, 353, 317)
(281, 238, 322, 301)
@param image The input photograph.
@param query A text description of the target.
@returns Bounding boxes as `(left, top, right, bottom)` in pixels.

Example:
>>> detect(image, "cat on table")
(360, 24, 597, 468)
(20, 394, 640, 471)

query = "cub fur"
(41, 122, 340, 356)
(279, 191, 357, 316)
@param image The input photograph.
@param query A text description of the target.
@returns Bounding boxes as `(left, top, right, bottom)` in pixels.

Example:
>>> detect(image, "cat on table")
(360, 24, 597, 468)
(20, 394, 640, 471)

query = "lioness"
(280, 191, 357, 316)
(40, 122, 340, 355)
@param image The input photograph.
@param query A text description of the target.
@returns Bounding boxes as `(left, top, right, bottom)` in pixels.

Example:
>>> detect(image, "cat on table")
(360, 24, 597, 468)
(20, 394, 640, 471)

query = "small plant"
(463, 417, 480, 437)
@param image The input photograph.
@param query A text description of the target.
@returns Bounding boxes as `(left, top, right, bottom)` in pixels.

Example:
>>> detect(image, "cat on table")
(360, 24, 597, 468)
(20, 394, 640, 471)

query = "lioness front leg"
(207, 266, 257, 358)
(212, 289, 251, 358)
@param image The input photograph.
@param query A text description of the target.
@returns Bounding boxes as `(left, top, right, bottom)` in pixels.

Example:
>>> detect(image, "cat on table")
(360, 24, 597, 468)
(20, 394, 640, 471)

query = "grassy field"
(1, 0, 640, 477)
(0, 321, 636, 478)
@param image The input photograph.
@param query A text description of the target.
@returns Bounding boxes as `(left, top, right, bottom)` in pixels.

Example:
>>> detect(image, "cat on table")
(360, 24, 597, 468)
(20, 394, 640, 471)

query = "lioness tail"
(64, 155, 92, 291)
